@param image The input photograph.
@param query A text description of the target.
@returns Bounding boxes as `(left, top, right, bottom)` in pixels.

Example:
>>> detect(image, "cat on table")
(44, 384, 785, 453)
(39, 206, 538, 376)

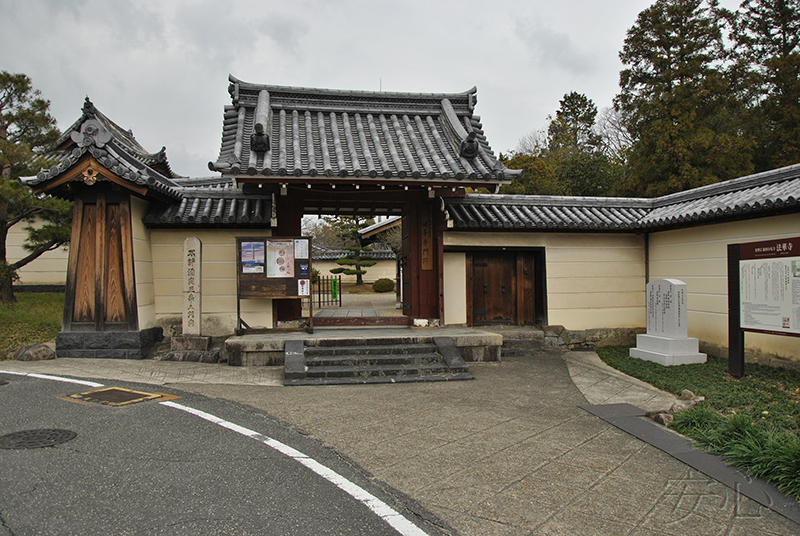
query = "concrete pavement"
(2, 345, 798, 535)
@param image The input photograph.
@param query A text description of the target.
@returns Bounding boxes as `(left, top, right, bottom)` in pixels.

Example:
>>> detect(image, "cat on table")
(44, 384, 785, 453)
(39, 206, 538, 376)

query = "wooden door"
(472, 252, 516, 324)
(65, 192, 137, 331)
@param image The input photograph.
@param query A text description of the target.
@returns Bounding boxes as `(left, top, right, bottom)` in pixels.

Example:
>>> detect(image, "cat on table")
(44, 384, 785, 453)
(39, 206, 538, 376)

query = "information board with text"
(739, 237, 800, 337)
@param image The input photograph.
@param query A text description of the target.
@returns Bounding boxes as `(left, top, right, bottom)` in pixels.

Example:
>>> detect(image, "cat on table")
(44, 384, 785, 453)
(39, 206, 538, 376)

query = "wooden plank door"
(472, 252, 516, 324)
(64, 192, 137, 331)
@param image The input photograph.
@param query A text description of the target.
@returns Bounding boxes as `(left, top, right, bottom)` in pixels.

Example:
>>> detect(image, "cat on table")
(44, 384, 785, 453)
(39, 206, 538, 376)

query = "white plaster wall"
(443, 231, 646, 330)
(649, 213, 800, 361)
(130, 197, 156, 329)
(7, 219, 68, 285)
(151, 229, 273, 336)
(443, 252, 467, 325)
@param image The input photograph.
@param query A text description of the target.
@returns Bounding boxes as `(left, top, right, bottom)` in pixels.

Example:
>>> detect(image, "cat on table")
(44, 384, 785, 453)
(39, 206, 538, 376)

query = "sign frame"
(235, 236, 313, 333)
(728, 236, 800, 377)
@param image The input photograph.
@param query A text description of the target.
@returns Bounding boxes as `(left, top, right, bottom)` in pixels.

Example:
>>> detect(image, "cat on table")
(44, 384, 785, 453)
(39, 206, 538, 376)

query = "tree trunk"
(0, 264, 16, 303)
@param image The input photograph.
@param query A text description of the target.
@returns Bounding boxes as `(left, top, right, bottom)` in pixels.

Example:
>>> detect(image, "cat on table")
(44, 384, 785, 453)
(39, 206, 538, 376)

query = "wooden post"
(727, 243, 745, 378)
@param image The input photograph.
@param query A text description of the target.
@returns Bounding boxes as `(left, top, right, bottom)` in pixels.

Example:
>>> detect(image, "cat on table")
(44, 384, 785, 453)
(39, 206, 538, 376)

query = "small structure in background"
(630, 279, 706, 366)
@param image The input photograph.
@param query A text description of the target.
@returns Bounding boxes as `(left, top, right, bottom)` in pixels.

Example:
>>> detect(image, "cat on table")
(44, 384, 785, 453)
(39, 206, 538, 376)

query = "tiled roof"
(640, 164, 800, 228)
(144, 189, 274, 228)
(444, 164, 800, 231)
(358, 216, 402, 239)
(444, 195, 651, 230)
(208, 76, 520, 187)
(27, 98, 183, 201)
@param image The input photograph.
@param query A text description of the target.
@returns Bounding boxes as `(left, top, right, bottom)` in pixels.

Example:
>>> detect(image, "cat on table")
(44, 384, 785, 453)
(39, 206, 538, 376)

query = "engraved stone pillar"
(169, 236, 212, 355)
(183, 236, 202, 336)
(630, 279, 706, 366)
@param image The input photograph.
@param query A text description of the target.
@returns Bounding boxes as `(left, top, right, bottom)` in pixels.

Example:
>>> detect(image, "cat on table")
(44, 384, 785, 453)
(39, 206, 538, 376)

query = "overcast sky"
(2, 0, 740, 178)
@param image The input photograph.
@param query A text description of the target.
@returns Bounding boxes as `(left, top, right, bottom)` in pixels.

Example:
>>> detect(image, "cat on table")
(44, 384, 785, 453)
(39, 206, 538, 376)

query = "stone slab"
(629, 347, 707, 366)
(635, 333, 700, 355)
(171, 336, 212, 352)
(284, 340, 306, 380)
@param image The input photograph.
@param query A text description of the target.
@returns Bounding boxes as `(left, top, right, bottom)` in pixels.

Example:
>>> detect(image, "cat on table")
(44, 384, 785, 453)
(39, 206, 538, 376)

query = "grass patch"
(0, 293, 64, 360)
(597, 346, 800, 501)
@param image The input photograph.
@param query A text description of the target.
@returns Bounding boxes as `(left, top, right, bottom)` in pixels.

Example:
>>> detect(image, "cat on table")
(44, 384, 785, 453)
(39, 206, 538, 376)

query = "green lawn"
(0, 293, 64, 360)
(597, 346, 800, 501)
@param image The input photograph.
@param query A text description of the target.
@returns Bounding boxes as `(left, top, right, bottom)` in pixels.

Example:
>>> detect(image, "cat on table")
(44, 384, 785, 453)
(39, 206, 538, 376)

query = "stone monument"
(630, 279, 706, 366)
(168, 236, 213, 358)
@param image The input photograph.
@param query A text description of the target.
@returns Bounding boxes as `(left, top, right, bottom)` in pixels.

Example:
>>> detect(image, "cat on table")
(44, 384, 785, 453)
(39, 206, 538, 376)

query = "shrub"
(372, 278, 395, 293)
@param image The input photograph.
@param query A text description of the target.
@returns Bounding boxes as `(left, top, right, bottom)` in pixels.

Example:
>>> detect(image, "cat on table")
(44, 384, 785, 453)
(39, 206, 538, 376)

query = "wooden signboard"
(236, 236, 313, 332)
(728, 236, 800, 377)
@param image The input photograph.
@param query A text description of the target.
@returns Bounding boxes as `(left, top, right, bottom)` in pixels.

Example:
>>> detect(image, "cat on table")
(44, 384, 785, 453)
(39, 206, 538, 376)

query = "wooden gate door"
(471, 252, 516, 324)
(65, 192, 137, 331)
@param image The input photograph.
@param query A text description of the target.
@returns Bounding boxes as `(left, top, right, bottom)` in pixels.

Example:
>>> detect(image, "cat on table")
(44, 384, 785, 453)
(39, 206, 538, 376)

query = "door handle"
(484, 284, 488, 294)
(502, 284, 506, 294)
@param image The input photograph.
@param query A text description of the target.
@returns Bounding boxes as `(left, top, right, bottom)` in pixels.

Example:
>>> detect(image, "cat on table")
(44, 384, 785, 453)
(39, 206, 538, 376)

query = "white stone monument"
(630, 279, 706, 366)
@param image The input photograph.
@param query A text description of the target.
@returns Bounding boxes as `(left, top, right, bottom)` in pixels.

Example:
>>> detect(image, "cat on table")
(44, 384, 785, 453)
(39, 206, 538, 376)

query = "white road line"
(160, 401, 430, 536)
(0, 370, 104, 388)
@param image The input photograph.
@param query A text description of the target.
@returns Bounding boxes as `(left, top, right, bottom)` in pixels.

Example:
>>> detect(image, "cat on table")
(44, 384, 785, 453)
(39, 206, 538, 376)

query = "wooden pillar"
(273, 193, 304, 322)
(401, 193, 439, 320)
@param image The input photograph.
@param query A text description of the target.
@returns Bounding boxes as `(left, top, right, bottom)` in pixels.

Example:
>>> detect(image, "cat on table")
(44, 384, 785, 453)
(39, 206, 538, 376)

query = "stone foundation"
(56, 328, 163, 360)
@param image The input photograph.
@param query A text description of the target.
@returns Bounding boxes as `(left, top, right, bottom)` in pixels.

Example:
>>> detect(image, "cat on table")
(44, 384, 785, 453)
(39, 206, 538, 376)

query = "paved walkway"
(2, 346, 798, 535)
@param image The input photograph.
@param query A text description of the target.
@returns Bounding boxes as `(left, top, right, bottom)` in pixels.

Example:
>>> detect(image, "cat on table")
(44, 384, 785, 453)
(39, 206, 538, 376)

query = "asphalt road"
(0, 372, 442, 536)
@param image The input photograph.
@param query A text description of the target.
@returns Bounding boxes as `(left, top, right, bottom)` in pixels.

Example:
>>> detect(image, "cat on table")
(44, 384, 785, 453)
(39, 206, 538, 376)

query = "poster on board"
(240, 241, 265, 274)
(266, 240, 295, 278)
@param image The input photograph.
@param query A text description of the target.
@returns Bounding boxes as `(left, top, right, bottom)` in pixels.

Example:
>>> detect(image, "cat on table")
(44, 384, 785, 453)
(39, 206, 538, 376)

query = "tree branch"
(10, 238, 62, 271)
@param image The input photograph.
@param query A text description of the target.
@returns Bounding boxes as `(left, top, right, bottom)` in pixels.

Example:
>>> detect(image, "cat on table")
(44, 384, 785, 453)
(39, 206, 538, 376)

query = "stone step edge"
(305, 362, 450, 378)
(285, 372, 475, 386)
(304, 344, 439, 356)
(306, 353, 443, 367)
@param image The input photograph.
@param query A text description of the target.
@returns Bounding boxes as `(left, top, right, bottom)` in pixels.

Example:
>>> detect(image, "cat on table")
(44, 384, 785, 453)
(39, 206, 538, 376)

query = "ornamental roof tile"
(208, 76, 520, 187)
(27, 98, 183, 201)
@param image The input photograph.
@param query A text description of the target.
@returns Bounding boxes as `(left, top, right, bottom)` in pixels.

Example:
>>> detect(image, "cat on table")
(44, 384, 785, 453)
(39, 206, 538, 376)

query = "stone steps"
(284, 337, 473, 386)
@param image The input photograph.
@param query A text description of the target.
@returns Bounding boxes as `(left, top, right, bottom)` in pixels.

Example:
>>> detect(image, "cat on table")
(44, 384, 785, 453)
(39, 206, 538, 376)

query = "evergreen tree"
(547, 92, 621, 196)
(325, 216, 377, 286)
(0, 72, 71, 303)
(547, 92, 602, 155)
(499, 154, 565, 195)
(615, 0, 754, 196)
(728, 0, 800, 169)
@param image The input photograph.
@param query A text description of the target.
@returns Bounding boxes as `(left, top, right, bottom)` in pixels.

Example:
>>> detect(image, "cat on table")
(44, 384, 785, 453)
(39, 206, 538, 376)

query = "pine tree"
(325, 216, 377, 286)
(0, 72, 71, 303)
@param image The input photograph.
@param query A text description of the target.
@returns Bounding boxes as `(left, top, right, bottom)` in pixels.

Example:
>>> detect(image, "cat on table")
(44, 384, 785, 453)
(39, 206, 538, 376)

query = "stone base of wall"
(541, 326, 643, 349)
(56, 328, 163, 360)
(700, 342, 800, 372)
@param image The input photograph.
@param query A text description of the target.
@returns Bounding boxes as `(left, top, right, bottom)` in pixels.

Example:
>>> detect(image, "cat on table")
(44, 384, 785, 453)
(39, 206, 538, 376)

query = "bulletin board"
(236, 236, 313, 332)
